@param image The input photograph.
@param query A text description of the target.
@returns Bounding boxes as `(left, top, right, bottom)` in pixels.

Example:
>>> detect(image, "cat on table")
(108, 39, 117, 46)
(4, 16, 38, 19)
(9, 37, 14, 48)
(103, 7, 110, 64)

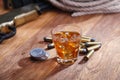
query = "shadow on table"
(78, 57, 88, 64)
(11, 57, 69, 80)
(45, 63, 70, 79)
(0, 56, 86, 80)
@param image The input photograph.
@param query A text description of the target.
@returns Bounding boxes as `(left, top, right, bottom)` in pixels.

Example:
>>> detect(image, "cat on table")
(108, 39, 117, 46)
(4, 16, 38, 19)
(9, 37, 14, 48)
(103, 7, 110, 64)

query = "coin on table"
(30, 48, 49, 61)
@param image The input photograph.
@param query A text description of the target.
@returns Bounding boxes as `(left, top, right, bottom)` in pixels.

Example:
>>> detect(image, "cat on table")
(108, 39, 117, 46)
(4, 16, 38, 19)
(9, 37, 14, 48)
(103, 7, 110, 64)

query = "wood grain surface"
(0, 2, 120, 80)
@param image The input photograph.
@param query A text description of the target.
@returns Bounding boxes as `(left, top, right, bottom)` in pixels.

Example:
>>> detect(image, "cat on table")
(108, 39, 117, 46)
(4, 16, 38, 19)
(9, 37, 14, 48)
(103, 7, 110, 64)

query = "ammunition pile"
(80, 36, 101, 61)
(43, 36, 102, 61)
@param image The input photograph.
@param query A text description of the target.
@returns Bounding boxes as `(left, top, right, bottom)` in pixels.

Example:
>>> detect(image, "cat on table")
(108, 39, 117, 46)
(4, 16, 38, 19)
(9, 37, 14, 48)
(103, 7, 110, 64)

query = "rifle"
(0, 2, 53, 43)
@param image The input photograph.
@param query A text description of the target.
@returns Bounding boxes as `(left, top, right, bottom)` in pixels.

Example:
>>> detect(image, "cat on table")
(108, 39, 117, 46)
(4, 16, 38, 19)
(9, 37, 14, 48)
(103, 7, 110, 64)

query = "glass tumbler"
(51, 24, 81, 65)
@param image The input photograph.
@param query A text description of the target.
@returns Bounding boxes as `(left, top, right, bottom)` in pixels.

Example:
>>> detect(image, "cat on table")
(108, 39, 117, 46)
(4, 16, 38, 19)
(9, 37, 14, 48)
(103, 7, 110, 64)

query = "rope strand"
(49, 0, 120, 16)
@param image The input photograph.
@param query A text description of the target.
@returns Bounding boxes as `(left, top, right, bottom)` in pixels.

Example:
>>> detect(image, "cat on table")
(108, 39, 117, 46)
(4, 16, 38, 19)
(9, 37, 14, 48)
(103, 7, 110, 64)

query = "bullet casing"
(81, 38, 95, 43)
(86, 50, 94, 58)
(84, 50, 94, 61)
(81, 38, 91, 43)
(47, 43, 54, 49)
(82, 36, 96, 42)
(79, 48, 88, 54)
(79, 44, 101, 54)
(85, 42, 102, 47)
(80, 43, 86, 48)
(82, 36, 92, 39)
(87, 44, 101, 51)
(44, 37, 53, 43)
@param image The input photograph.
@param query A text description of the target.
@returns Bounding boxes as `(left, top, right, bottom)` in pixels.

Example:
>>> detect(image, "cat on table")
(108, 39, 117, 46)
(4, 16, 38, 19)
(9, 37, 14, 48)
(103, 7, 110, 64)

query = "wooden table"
(0, 4, 120, 80)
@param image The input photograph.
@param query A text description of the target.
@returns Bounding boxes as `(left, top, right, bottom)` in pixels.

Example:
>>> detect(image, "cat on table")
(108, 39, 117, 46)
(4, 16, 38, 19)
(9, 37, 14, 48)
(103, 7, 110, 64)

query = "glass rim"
(51, 23, 82, 35)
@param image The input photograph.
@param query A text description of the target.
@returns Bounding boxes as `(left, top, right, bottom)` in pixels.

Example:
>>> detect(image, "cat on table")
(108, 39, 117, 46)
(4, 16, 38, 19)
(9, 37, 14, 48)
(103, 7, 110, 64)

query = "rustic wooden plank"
(0, 1, 120, 80)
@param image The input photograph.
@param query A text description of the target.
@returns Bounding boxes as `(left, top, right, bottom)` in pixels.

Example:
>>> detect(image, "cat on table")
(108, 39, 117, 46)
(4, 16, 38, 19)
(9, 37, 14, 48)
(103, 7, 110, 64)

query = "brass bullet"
(47, 43, 54, 49)
(44, 37, 52, 43)
(81, 38, 95, 43)
(79, 44, 101, 54)
(82, 36, 96, 42)
(80, 43, 86, 48)
(81, 38, 91, 43)
(87, 44, 101, 51)
(82, 36, 92, 39)
(83, 50, 94, 61)
(79, 48, 88, 54)
(85, 42, 102, 47)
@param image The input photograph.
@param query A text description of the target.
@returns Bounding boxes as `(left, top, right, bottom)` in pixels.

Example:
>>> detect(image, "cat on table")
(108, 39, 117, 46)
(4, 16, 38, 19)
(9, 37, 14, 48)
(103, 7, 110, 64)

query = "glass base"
(57, 57, 77, 65)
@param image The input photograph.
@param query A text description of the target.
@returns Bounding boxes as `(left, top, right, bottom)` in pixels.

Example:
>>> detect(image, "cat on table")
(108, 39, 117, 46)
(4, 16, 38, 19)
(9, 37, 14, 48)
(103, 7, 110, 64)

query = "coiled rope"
(49, 0, 120, 16)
